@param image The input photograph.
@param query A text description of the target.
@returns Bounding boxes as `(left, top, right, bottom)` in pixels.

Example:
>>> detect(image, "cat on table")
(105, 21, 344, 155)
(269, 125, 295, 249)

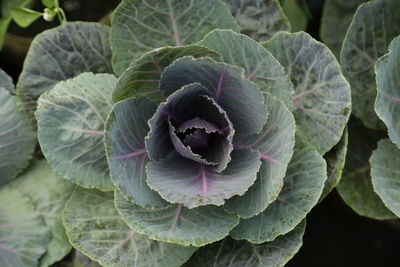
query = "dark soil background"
(1, 0, 399, 266)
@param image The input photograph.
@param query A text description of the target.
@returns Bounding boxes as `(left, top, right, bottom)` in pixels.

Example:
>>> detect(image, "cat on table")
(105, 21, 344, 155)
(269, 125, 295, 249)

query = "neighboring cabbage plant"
(335, 0, 400, 220)
(1, 0, 351, 266)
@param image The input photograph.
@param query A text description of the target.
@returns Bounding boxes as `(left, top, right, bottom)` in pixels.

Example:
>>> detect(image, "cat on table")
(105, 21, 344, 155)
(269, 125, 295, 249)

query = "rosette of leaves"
(28, 0, 351, 266)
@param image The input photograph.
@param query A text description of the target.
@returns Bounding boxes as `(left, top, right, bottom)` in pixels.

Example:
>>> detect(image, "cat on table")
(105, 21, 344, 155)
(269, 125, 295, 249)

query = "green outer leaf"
(337, 167, 396, 220)
(36, 73, 116, 190)
(185, 220, 305, 267)
(0, 188, 50, 267)
(263, 31, 351, 155)
(0, 87, 35, 186)
(110, 0, 240, 75)
(115, 190, 239, 247)
(10, 7, 42, 28)
(16, 22, 113, 126)
(41, 0, 56, 8)
(113, 45, 219, 103)
(320, 0, 367, 58)
(104, 97, 167, 208)
(0, 68, 14, 94)
(159, 56, 268, 135)
(230, 135, 327, 243)
(62, 187, 196, 267)
(319, 128, 348, 202)
(9, 160, 75, 267)
(340, 0, 400, 129)
(370, 139, 400, 217)
(224, 93, 296, 218)
(1, 0, 33, 17)
(198, 29, 294, 109)
(223, 0, 290, 42)
(147, 149, 261, 208)
(337, 117, 397, 220)
(375, 35, 400, 149)
(280, 0, 309, 32)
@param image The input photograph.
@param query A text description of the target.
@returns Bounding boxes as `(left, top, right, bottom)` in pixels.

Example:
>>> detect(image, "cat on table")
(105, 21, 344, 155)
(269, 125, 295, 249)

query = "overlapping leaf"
(112, 45, 219, 102)
(62, 188, 196, 267)
(224, 93, 296, 218)
(36, 73, 117, 190)
(115, 190, 239, 247)
(370, 139, 400, 217)
(185, 220, 305, 267)
(264, 31, 351, 154)
(340, 0, 400, 129)
(9, 160, 75, 267)
(375, 36, 400, 149)
(0, 188, 50, 267)
(223, 0, 290, 42)
(111, 0, 239, 75)
(0, 68, 14, 94)
(17, 22, 113, 124)
(198, 29, 294, 108)
(230, 135, 326, 243)
(0, 86, 35, 186)
(105, 97, 167, 208)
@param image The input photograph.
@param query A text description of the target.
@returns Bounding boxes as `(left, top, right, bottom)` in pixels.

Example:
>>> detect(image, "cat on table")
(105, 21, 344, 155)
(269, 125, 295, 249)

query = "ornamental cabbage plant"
(1, 0, 351, 266)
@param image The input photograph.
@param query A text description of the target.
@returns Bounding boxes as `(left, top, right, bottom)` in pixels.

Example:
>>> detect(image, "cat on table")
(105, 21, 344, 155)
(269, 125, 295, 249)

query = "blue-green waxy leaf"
(0, 68, 14, 94)
(198, 29, 294, 108)
(371, 139, 400, 218)
(111, 0, 239, 75)
(115, 190, 239, 247)
(375, 36, 400, 149)
(160, 56, 268, 135)
(0, 187, 50, 267)
(320, 0, 368, 58)
(147, 149, 261, 209)
(16, 22, 113, 125)
(104, 97, 167, 208)
(145, 83, 234, 172)
(340, 0, 400, 129)
(263, 31, 351, 155)
(185, 220, 305, 267)
(0, 87, 35, 186)
(222, 0, 290, 42)
(36, 73, 117, 190)
(224, 93, 296, 218)
(319, 128, 348, 202)
(113, 45, 219, 103)
(63, 188, 196, 267)
(336, 118, 396, 220)
(230, 135, 326, 243)
(9, 160, 75, 267)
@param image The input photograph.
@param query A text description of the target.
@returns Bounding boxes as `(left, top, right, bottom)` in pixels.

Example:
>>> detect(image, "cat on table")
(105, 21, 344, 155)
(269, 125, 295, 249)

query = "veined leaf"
(17, 22, 113, 126)
(146, 149, 261, 208)
(230, 135, 326, 243)
(115, 190, 239, 247)
(0, 87, 35, 186)
(198, 29, 294, 108)
(224, 93, 296, 218)
(62, 187, 196, 267)
(0, 68, 14, 94)
(320, 0, 368, 58)
(370, 139, 400, 217)
(110, 0, 239, 75)
(9, 160, 75, 267)
(263, 31, 351, 155)
(113, 45, 219, 103)
(223, 0, 290, 41)
(0, 188, 50, 267)
(36, 73, 117, 190)
(375, 35, 400, 149)
(340, 0, 400, 129)
(185, 220, 305, 267)
(105, 97, 167, 208)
